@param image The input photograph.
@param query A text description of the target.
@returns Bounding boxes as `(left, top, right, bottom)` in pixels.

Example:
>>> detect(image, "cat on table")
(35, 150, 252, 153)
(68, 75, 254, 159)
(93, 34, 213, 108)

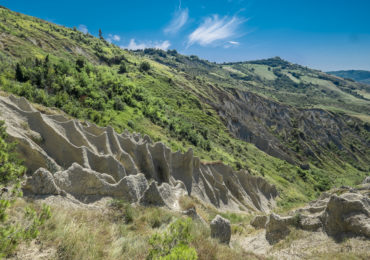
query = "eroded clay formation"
(0, 95, 277, 212)
(251, 181, 370, 243)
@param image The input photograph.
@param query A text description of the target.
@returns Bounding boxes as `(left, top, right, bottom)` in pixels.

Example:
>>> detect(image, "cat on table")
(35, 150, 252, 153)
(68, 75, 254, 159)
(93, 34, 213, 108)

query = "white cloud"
(122, 39, 147, 50)
(107, 34, 121, 43)
(121, 39, 171, 50)
(154, 40, 171, 50)
(113, 35, 121, 41)
(78, 24, 88, 34)
(164, 8, 189, 34)
(228, 41, 240, 45)
(188, 15, 245, 46)
(224, 40, 240, 48)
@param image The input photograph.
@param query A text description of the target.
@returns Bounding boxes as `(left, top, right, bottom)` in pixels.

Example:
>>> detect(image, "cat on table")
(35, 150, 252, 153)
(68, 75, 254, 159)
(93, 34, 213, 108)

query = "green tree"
(76, 57, 85, 72)
(15, 63, 26, 82)
(99, 28, 103, 40)
(118, 61, 127, 74)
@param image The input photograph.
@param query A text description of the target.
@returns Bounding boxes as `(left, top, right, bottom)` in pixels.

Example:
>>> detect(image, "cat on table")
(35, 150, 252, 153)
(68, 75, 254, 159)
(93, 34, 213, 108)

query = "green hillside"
(0, 6, 369, 209)
(328, 70, 370, 85)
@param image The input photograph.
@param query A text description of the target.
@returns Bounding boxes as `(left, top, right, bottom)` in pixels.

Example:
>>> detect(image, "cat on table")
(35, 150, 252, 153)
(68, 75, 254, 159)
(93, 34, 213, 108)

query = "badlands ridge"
(0, 94, 277, 212)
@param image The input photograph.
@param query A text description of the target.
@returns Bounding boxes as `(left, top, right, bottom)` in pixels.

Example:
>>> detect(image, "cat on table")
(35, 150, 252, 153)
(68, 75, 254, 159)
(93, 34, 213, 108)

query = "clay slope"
(0, 95, 277, 212)
(204, 86, 370, 166)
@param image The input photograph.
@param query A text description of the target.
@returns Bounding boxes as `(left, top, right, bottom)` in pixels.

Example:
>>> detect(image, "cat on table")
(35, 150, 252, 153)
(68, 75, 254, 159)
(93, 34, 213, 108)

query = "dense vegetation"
(0, 5, 369, 211)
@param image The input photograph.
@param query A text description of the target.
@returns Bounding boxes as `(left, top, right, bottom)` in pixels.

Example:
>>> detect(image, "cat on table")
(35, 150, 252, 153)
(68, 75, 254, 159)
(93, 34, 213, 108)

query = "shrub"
(15, 63, 27, 82)
(139, 61, 151, 72)
(113, 97, 125, 110)
(109, 199, 135, 223)
(118, 61, 127, 74)
(127, 120, 134, 129)
(0, 121, 25, 184)
(147, 218, 198, 260)
(76, 57, 85, 71)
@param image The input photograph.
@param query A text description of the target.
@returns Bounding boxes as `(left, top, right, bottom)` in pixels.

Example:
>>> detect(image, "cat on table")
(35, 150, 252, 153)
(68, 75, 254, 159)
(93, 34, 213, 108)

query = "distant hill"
(327, 70, 370, 85)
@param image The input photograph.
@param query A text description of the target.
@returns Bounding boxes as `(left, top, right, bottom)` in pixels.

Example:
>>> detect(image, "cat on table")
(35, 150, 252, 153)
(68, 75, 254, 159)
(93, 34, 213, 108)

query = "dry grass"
(28, 198, 266, 260)
(190, 222, 265, 260)
(0, 90, 10, 97)
(39, 206, 117, 259)
(35, 201, 184, 260)
(178, 195, 221, 223)
(9, 197, 370, 260)
(272, 227, 306, 251)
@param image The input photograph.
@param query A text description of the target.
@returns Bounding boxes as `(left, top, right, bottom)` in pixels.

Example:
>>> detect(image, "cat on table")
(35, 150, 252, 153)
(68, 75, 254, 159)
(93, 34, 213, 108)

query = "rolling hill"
(328, 70, 370, 85)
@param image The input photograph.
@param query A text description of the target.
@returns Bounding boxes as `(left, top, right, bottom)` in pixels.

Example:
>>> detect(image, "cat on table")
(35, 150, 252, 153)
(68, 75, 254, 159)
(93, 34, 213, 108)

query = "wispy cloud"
(224, 40, 240, 48)
(107, 34, 121, 43)
(155, 40, 171, 50)
(164, 8, 189, 34)
(121, 39, 171, 50)
(228, 41, 240, 45)
(113, 35, 121, 41)
(188, 15, 245, 46)
(78, 24, 88, 34)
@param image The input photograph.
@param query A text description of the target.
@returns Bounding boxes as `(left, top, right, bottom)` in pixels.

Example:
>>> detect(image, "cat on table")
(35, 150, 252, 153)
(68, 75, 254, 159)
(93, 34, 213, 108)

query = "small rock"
(251, 215, 269, 229)
(182, 207, 206, 224)
(210, 215, 231, 244)
(265, 213, 293, 244)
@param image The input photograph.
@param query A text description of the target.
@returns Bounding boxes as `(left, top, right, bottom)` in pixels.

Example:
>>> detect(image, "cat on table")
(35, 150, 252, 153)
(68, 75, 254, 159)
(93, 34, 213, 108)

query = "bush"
(147, 218, 198, 260)
(118, 61, 127, 74)
(0, 121, 25, 184)
(113, 97, 125, 110)
(127, 120, 135, 129)
(109, 199, 135, 223)
(139, 61, 151, 72)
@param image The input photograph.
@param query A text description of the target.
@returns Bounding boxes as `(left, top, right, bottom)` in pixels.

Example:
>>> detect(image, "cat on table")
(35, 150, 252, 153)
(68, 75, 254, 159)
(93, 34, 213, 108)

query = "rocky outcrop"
(210, 215, 231, 244)
(0, 95, 278, 212)
(322, 193, 370, 239)
(263, 185, 370, 244)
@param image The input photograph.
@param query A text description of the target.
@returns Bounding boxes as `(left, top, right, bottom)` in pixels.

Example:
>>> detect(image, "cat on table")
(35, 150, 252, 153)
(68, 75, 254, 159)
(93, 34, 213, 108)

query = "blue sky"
(1, 0, 370, 71)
